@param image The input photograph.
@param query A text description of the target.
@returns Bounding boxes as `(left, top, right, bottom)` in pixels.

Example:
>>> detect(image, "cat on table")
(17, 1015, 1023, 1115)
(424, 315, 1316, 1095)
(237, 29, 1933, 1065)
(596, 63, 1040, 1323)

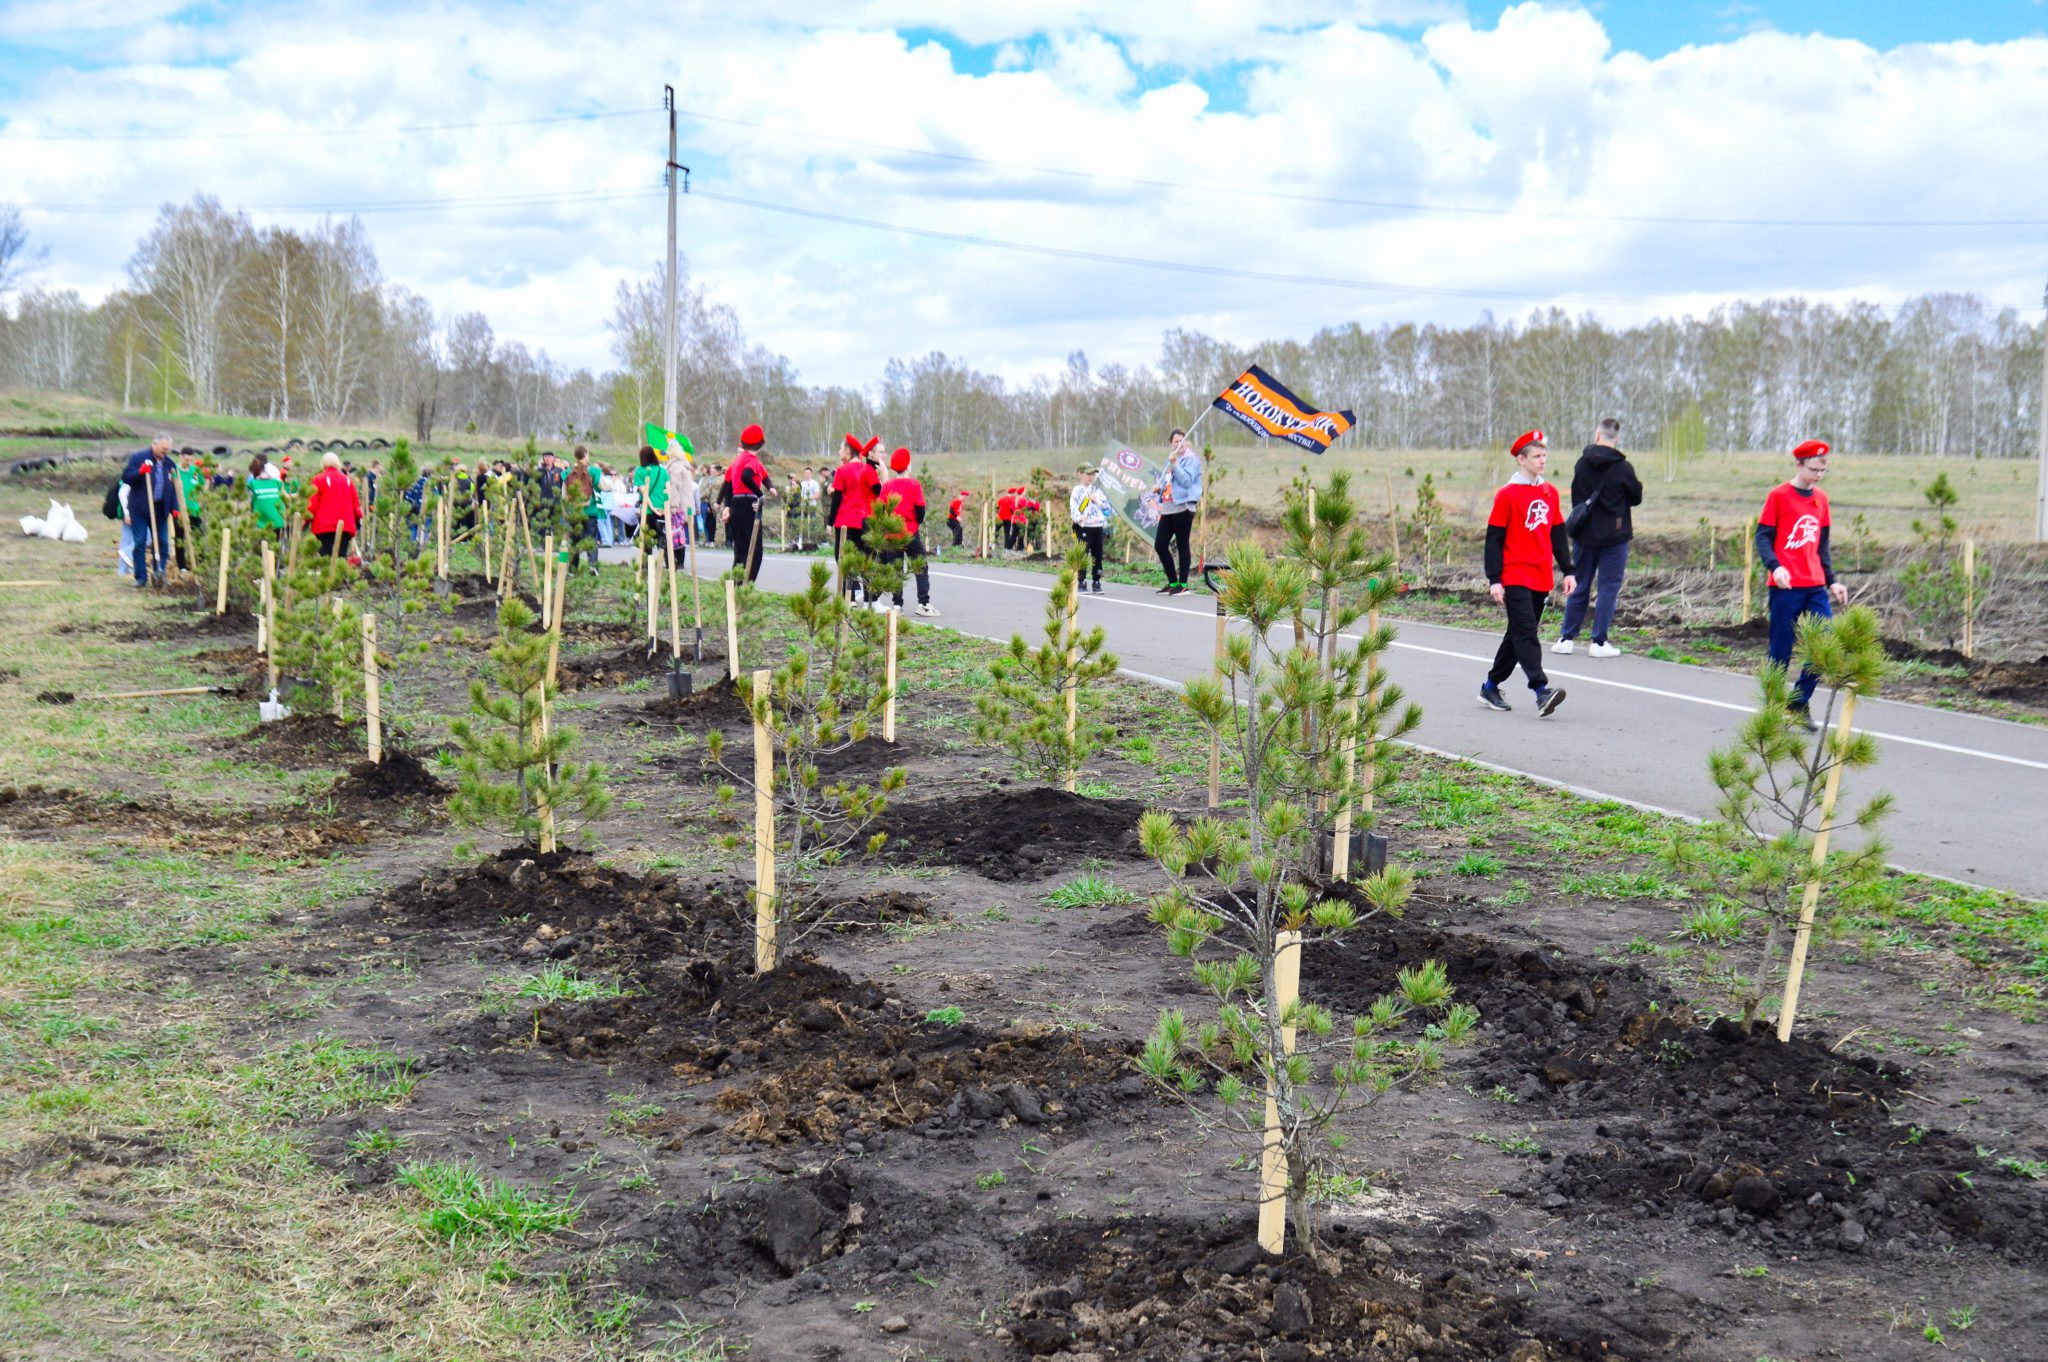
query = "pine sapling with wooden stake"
(1136, 543, 1469, 1259)
(703, 562, 904, 972)
(1660, 606, 1891, 1035)
(361, 440, 453, 740)
(449, 596, 610, 853)
(974, 544, 1120, 787)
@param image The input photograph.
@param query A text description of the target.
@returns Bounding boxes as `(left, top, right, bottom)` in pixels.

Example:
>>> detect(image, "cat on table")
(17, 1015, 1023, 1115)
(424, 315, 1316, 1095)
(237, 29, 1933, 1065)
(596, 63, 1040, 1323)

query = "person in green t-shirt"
(631, 445, 670, 556)
(247, 453, 285, 538)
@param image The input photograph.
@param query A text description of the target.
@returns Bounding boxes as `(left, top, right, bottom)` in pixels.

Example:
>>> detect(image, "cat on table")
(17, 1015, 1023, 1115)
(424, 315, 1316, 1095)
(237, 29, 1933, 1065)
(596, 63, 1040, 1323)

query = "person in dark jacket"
(119, 435, 178, 587)
(1553, 417, 1643, 658)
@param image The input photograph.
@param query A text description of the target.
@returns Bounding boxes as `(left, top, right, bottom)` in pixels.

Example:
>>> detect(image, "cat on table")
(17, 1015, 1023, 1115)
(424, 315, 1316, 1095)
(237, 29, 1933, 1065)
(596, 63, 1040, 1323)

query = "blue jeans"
(125, 516, 166, 585)
(1768, 585, 1832, 710)
(1559, 540, 1630, 643)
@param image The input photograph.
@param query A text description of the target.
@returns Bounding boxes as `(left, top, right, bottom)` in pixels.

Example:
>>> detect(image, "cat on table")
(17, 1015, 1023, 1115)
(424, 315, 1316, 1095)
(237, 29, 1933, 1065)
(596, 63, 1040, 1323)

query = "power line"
(0, 106, 660, 143)
(17, 186, 664, 216)
(689, 188, 1647, 305)
(678, 105, 2048, 230)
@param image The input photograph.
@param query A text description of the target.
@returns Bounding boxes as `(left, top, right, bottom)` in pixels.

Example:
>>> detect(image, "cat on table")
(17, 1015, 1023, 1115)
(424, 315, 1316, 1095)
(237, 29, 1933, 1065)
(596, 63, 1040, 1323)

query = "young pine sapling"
(974, 544, 1120, 788)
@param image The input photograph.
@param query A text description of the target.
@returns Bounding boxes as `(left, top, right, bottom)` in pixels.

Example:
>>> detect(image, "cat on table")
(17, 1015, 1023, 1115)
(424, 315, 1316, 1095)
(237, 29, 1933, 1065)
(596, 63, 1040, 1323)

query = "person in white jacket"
(1068, 465, 1109, 594)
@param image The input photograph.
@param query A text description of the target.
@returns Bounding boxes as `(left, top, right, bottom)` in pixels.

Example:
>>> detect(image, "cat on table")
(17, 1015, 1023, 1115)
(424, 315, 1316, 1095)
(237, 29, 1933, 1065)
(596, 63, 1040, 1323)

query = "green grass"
(1046, 872, 1139, 909)
(497, 962, 630, 1005)
(238, 1037, 419, 1121)
(396, 1160, 581, 1246)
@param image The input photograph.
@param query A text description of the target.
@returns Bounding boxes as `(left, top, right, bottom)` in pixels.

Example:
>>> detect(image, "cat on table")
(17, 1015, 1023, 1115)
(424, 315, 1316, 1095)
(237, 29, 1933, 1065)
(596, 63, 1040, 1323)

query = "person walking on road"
(1153, 429, 1203, 596)
(1069, 466, 1108, 594)
(1757, 440, 1850, 732)
(1554, 416, 1643, 658)
(1480, 430, 1575, 717)
(720, 424, 774, 584)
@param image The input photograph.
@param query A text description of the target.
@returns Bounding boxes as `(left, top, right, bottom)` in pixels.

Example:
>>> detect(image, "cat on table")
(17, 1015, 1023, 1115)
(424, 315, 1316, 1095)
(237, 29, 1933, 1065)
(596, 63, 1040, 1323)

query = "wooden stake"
(1331, 692, 1359, 880)
(364, 612, 382, 764)
(261, 543, 278, 692)
(0, 580, 59, 589)
(1362, 607, 1380, 821)
(436, 497, 449, 579)
(545, 557, 567, 698)
(1776, 689, 1859, 1042)
(516, 494, 538, 567)
(1962, 539, 1976, 659)
(1742, 531, 1754, 623)
(1384, 471, 1402, 571)
(481, 511, 493, 582)
(666, 524, 683, 667)
(725, 577, 741, 682)
(215, 527, 232, 614)
(1208, 596, 1225, 810)
(1259, 928, 1305, 1257)
(751, 668, 778, 973)
(1062, 580, 1079, 792)
(979, 501, 990, 559)
(540, 533, 555, 627)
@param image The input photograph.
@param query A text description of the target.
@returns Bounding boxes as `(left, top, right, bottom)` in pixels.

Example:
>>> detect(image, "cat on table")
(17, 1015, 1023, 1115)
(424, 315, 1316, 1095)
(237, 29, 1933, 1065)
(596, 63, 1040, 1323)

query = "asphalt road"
(697, 548, 2048, 898)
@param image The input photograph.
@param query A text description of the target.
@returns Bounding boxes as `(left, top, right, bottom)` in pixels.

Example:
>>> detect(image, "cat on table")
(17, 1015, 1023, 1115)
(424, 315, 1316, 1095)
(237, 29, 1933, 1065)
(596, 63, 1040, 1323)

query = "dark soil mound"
(556, 641, 689, 691)
(1963, 654, 2048, 704)
(877, 786, 1147, 881)
(1008, 1213, 1651, 1361)
(1305, 910, 2048, 1261)
(630, 680, 753, 728)
(329, 750, 447, 804)
(239, 712, 361, 766)
(0, 783, 374, 857)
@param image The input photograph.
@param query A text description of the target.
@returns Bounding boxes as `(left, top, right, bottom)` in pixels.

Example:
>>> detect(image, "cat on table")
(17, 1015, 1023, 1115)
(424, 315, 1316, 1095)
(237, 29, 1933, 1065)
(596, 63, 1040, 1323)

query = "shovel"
(38, 684, 235, 705)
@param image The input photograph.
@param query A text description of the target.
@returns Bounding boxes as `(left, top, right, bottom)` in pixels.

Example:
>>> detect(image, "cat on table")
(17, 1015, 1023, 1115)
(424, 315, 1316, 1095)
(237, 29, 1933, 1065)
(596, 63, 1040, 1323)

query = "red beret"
(889, 448, 911, 473)
(1792, 439, 1830, 461)
(740, 424, 764, 448)
(1510, 429, 1546, 456)
(844, 433, 880, 457)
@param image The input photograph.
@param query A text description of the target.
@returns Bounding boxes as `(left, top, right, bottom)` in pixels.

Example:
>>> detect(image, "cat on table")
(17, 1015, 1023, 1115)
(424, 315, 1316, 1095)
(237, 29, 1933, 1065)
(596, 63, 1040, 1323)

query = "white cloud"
(3, 0, 2047, 393)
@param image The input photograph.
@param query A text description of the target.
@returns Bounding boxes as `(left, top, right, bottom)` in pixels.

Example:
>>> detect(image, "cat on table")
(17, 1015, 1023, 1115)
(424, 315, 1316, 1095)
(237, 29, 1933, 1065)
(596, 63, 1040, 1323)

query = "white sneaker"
(1551, 638, 1575, 655)
(1588, 642, 1621, 658)
(914, 603, 940, 618)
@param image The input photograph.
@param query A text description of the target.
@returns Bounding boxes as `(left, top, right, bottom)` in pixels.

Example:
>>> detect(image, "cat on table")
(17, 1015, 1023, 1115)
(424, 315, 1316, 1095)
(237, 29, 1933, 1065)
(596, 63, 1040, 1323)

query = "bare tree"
(127, 195, 255, 412)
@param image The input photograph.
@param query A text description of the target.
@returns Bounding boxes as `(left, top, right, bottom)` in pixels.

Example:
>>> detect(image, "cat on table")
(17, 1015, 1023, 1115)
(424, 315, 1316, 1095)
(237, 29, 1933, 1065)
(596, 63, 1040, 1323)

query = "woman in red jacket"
(306, 452, 364, 562)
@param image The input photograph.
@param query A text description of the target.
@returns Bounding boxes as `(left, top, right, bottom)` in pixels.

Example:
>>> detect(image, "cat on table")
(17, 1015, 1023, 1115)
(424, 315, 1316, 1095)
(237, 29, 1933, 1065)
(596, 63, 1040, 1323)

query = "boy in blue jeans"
(1756, 440, 1850, 731)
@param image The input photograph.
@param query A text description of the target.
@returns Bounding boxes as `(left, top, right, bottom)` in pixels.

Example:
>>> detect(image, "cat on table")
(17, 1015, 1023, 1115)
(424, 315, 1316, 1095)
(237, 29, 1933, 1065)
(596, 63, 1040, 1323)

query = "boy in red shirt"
(1757, 439, 1850, 730)
(877, 448, 939, 617)
(1481, 430, 1576, 716)
(946, 489, 969, 551)
(830, 434, 883, 599)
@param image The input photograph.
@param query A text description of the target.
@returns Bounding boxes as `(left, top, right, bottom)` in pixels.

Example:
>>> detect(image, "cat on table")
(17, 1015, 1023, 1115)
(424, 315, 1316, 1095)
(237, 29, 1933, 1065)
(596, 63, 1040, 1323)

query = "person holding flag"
(1151, 430, 1203, 596)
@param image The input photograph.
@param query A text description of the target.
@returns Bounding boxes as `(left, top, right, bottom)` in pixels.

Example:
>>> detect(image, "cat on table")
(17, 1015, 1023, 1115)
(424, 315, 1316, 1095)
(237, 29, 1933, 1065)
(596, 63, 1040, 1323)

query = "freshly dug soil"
(876, 786, 1149, 881)
(0, 784, 376, 857)
(631, 680, 753, 728)
(328, 749, 447, 805)
(1305, 910, 2048, 1261)
(237, 712, 362, 766)
(112, 606, 251, 642)
(1009, 1213, 1647, 1361)
(556, 641, 708, 692)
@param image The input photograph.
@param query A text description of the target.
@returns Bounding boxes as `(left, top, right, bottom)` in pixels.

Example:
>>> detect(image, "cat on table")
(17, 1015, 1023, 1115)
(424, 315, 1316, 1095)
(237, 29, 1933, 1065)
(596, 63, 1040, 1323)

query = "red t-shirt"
(996, 492, 1015, 522)
(1487, 481, 1564, 591)
(831, 459, 880, 529)
(947, 495, 965, 519)
(1759, 483, 1830, 588)
(878, 476, 926, 537)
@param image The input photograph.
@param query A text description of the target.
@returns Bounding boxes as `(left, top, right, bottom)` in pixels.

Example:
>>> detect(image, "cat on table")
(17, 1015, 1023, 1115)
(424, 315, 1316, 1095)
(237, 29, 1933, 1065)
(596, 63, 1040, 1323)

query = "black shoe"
(1535, 686, 1567, 718)
(1478, 683, 1512, 712)
(1090, 580, 1102, 594)
(1165, 584, 1188, 597)
(1154, 583, 1175, 594)
(1788, 705, 1820, 733)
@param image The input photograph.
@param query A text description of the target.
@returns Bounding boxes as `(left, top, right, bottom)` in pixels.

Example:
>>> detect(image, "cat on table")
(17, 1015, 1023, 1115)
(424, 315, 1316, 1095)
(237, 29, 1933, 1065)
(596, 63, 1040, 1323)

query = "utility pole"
(2038, 283, 2047, 542)
(663, 85, 681, 454)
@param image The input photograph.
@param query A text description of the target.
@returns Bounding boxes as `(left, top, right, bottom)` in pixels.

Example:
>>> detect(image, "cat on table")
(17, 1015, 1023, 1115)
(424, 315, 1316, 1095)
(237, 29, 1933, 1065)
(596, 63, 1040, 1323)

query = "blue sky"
(2, 2, 2046, 384)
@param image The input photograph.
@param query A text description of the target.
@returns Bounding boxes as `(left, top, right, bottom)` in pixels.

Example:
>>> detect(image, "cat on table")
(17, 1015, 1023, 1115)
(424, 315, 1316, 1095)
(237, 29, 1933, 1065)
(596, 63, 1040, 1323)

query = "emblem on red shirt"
(1523, 498, 1551, 531)
(1784, 514, 1821, 551)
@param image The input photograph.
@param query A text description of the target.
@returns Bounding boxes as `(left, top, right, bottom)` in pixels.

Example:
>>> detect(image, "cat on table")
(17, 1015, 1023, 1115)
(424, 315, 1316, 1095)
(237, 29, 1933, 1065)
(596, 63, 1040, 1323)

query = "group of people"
(114, 435, 368, 584)
(1479, 418, 1845, 730)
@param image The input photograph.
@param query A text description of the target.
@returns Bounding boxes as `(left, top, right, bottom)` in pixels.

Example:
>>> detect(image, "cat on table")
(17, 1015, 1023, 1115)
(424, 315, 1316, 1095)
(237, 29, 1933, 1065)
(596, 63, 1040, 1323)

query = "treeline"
(2, 196, 2042, 457)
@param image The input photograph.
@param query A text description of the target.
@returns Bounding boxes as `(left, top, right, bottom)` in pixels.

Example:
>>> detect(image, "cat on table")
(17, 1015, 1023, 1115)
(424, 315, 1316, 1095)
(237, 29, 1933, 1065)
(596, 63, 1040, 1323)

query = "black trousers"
(835, 525, 870, 598)
(574, 515, 600, 567)
(885, 533, 931, 607)
(948, 516, 962, 547)
(1078, 525, 1104, 582)
(315, 529, 354, 561)
(729, 499, 763, 582)
(1154, 509, 1193, 584)
(1488, 585, 1550, 691)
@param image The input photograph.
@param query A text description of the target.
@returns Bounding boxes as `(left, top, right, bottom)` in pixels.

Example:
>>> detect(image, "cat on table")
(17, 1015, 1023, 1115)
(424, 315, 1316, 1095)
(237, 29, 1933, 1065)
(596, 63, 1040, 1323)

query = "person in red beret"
(1480, 430, 1575, 717)
(719, 423, 775, 583)
(875, 447, 938, 616)
(1756, 439, 1850, 731)
(830, 435, 884, 600)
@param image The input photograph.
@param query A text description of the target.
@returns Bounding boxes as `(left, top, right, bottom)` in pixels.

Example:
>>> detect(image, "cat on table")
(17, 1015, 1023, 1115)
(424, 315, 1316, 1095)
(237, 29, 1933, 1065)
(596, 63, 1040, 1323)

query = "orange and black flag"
(1211, 365, 1354, 453)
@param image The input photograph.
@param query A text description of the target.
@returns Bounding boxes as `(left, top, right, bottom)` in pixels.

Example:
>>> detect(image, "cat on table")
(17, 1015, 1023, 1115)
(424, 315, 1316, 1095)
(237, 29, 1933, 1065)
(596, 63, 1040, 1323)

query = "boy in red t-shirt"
(1757, 440, 1850, 729)
(1481, 430, 1577, 716)
(877, 448, 938, 616)
(945, 489, 969, 551)
(830, 434, 883, 598)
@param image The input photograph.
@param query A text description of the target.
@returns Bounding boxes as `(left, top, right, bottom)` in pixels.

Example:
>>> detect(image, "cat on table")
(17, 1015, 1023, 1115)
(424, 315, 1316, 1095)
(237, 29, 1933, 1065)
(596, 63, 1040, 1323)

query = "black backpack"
(101, 478, 122, 521)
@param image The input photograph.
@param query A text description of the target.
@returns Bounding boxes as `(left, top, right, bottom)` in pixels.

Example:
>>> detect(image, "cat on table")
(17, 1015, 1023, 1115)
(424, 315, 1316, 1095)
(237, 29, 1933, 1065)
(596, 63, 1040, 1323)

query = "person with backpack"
(1554, 417, 1644, 658)
(565, 447, 603, 569)
(1757, 440, 1850, 731)
(1480, 430, 1576, 717)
